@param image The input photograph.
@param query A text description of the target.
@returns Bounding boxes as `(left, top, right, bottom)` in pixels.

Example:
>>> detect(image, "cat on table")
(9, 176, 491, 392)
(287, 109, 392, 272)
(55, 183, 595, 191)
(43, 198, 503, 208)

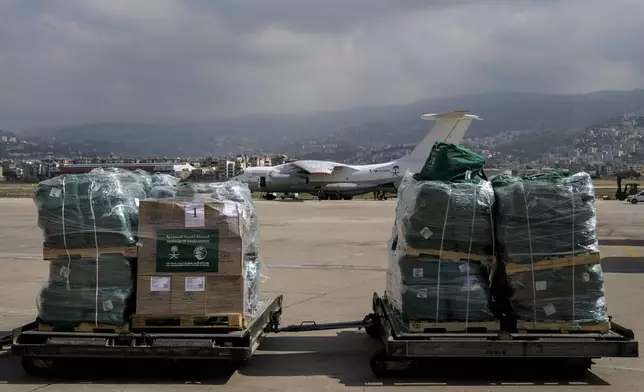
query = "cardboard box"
(170, 275, 246, 315)
(136, 275, 172, 315)
(135, 274, 247, 316)
(137, 200, 248, 276)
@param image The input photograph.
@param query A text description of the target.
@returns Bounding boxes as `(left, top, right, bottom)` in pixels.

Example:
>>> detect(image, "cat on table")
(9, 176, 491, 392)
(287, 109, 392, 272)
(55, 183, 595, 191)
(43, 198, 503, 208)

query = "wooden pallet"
(131, 313, 247, 330)
(406, 319, 501, 333)
(505, 251, 601, 274)
(38, 322, 129, 333)
(517, 319, 610, 334)
(43, 245, 138, 260)
(404, 247, 495, 265)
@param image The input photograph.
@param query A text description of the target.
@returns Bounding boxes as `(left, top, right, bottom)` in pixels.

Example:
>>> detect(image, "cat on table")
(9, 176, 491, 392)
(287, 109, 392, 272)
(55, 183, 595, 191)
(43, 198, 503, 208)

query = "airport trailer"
(4, 293, 639, 377)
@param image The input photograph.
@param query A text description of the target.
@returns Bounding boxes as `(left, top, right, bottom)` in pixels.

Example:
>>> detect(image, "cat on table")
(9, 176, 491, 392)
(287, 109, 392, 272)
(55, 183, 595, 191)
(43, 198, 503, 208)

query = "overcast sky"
(1, 0, 643, 129)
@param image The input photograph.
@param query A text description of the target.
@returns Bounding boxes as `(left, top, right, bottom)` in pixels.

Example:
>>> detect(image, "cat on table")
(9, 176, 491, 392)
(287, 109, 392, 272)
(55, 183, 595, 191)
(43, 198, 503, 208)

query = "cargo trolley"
(363, 293, 639, 377)
(4, 293, 639, 378)
(9, 296, 283, 376)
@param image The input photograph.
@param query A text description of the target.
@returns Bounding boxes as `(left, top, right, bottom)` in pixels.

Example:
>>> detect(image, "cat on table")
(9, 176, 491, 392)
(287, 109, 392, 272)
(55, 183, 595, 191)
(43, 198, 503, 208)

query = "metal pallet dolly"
(362, 293, 640, 377)
(10, 296, 284, 376)
(5, 292, 640, 378)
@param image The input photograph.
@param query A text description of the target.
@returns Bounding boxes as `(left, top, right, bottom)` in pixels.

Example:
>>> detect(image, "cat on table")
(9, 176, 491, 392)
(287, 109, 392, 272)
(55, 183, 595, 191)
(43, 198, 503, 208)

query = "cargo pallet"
(4, 293, 639, 378)
(42, 245, 138, 260)
(9, 296, 283, 376)
(363, 293, 638, 377)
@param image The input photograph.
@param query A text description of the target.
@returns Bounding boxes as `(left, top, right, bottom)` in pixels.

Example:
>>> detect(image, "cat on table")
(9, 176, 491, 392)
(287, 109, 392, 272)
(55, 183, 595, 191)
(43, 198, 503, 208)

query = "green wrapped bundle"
(387, 257, 493, 322)
(493, 171, 598, 265)
(34, 176, 87, 249)
(38, 255, 134, 327)
(507, 264, 607, 324)
(416, 142, 486, 182)
(394, 174, 495, 256)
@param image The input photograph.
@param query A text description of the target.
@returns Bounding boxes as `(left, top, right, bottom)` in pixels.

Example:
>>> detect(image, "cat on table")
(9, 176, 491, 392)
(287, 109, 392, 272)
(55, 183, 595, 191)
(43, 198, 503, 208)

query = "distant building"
(57, 162, 195, 178)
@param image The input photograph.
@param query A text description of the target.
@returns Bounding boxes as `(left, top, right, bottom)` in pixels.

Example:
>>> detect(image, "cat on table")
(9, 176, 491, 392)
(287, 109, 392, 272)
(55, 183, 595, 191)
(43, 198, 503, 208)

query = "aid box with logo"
(135, 199, 255, 316)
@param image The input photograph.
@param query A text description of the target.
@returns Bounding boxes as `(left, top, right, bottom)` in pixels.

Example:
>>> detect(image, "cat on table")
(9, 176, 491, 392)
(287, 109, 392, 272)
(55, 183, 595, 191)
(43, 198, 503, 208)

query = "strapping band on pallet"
(435, 186, 451, 323)
(519, 181, 538, 323)
(89, 181, 100, 326)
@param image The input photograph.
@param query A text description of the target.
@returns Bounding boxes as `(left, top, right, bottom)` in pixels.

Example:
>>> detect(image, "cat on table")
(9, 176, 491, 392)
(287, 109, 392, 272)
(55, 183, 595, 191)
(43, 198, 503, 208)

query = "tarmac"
(0, 198, 642, 391)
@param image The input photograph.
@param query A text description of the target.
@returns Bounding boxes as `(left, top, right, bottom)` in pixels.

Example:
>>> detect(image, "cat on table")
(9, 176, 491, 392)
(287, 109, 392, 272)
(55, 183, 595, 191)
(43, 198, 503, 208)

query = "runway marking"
(594, 364, 644, 373)
(625, 246, 640, 257)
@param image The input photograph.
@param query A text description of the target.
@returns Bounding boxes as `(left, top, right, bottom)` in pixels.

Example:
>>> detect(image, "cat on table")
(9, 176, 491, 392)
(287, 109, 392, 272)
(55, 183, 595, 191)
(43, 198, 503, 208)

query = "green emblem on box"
(156, 229, 219, 272)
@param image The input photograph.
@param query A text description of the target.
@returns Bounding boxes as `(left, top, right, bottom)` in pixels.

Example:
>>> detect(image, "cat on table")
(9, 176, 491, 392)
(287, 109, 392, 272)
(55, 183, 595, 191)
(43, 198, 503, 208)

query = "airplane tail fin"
(407, 110, 483, 161)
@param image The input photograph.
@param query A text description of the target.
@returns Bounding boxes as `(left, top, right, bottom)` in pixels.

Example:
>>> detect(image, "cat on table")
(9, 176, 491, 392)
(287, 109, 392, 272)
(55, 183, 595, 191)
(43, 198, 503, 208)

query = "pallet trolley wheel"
(21, 357, 58, 377)
(565, 358, 592, 379)
(363, 314, 381, 340)
(369, 349, 390, 377)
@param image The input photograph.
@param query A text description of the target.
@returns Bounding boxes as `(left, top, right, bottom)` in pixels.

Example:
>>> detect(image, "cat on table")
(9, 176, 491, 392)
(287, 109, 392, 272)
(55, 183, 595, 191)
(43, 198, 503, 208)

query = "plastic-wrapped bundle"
(245, 255, 262, 314)
(151, 172, 181, 187)
(507, 264, 608, 324)
(416, 142, 486, 182)
(34, 172, 138, 249)
(493, 171, 598, 265)
(37, 255, 134, 327)
(393, 173, 495, 256)
(136, 181, 266, 318)
(386, 255, 493, 322)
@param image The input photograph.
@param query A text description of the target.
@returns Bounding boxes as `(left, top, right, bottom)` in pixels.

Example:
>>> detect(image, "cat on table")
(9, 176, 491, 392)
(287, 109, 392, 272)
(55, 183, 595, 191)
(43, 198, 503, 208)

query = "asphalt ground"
(0, 198, 642, 391)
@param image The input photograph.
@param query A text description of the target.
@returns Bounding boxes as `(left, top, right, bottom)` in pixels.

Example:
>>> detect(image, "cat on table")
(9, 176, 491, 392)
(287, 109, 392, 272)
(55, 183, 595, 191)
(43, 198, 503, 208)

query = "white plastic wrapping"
(386, 172, 496, 324)
(492, 171, 608, 325)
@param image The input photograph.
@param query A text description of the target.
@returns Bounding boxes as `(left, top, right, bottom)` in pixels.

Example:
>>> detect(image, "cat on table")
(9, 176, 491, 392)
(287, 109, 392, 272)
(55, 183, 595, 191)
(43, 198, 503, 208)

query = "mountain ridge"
(10, 89, 644, 158)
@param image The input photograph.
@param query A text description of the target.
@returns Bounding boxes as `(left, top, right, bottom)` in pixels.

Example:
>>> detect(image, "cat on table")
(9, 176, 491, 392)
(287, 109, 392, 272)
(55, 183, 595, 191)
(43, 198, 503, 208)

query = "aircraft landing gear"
(262, 193, 277, 201)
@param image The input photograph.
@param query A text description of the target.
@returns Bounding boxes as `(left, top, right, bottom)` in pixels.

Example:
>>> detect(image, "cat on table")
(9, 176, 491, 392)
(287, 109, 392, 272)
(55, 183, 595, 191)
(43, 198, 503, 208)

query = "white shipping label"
(416, 288, 428, 299)
(59, 265, 70, 279)
(459, 263, 471, 273)
(420, 227, 433, 239)
(582, 272, 590, 282)
(184, 202, 205, 227)
(543, 304, 557, 316)
(49, 188, 62, 198)
(412, 268, 424, 278)
(150, 277, 171, 292)
(185, 277, 206, 292)
(221, 201, 239, 217)
(102, 300, 114, 311)
(535, 281, 547, 291)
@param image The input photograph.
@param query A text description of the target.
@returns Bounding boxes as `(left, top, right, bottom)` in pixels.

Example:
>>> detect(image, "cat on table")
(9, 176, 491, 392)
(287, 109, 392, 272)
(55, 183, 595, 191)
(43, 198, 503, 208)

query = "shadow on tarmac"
(0, 331, 610, 387)
(601, 257, 644, 274)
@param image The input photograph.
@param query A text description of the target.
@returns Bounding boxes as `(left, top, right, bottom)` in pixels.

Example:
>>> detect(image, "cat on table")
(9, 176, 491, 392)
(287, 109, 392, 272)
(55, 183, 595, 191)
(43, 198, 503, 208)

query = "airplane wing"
(289, 160, 357, 175)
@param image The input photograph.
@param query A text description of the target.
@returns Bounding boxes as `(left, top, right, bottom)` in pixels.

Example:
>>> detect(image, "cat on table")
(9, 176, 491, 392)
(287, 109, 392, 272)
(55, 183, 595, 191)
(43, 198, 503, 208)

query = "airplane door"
(259, 176, 267, 188)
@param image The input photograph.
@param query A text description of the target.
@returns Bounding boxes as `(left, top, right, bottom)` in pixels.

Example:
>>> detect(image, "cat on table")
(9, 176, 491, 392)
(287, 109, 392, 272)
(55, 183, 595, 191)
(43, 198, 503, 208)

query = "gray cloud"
(0, 0, 643, 129)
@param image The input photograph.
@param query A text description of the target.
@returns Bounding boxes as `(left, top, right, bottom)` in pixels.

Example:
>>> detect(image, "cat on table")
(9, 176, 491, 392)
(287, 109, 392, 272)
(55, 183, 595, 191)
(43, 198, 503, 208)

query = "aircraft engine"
(267, 173, 308, 185)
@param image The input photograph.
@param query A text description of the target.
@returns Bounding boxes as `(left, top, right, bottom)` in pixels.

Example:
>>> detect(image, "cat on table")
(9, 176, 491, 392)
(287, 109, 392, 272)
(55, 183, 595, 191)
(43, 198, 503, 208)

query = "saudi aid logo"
(169, 246, 179, 260)
(193, 246, 208, 261)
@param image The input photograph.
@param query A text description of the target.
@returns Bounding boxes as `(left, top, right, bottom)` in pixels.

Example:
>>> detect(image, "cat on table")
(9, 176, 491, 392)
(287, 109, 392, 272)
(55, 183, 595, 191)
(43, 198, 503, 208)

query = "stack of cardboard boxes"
(135, 199, 256, 323)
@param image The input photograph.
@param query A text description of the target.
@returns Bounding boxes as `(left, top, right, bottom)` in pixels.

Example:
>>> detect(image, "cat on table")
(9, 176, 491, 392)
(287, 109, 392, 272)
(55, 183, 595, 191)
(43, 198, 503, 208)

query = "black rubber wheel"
(566, 358, 591, 379)
(21, 357, 58, 377)
(343, 196, 353, 200)
(632, 198, 638, 204)
(365, 322, 380, 340)
(370, 349, 390, 378)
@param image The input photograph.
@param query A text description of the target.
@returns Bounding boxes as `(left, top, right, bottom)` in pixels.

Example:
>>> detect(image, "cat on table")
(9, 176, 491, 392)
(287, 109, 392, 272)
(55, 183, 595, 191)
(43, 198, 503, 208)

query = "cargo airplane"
(232, 110, 482, 200)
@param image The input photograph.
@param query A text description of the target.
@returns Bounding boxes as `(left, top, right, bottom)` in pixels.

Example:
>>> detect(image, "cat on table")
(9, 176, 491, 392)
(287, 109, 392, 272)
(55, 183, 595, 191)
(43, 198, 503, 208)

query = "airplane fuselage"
(234, 158, 424, 197)
(231, 110, 482, 199)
